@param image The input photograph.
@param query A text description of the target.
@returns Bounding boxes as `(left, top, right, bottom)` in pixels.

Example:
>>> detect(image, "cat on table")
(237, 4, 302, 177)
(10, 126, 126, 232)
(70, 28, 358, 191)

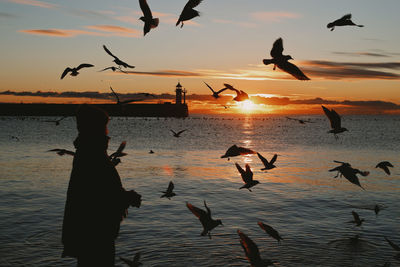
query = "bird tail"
(357, 25, 364, 27)
(263, 59, 273, 66)
(152, 18, 159, 28)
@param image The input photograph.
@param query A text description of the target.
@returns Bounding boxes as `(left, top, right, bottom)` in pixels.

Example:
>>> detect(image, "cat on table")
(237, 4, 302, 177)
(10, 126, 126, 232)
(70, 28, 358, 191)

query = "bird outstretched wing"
(352, 211, 360, 222)
(185, 0, 203, 10)
(341, 14, 352, 20)
(257, 153, 269, 166)
(103, 45, 118, 60)
(203, 81, 216, 93)
(186, 202, 207, 218)
(216, 88, 228, 94)
(270, 154, 278, 165)
(139, 0, 153, 18)
(278, 61, 310, 80)
(177, 129, 187, 136)
(235, 163, 245, 175)
(76, 63, 94, 70)
(237, 230, 262, 265)
(322, 106, 341, 129)
(270, 38, 284, 58)
(167, 181, 174, 193)
(110, 86, 120, 103)
(60, 68, 72, 79)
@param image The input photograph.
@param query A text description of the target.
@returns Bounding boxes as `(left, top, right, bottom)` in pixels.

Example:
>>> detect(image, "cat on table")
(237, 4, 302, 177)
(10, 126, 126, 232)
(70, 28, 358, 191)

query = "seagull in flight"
(44, 116, 67, 126)
(257, 153, 277, 171)
(203, 82, 228, 99)
(120, 252, 142, 267)
(263, 38, 310, 80)
(327, 14, 364, 31)
(186, 201, 222, 239)
(170, 129, 187, 137)
(160, 181, 176, 199)
(237, 230, 275, 267)
(103, 45, 135, 69)
(60, 63, 94, 79)
(348, 211, 364, 227)
(376, 161, 394, 175)
(236, 163, 259, 191)
(109, 141, 127, 166)
(48, 148, 75, 156)
(110, 86, 143, 105)
(99, 66, 127, 73)
(139, 0, 159, 36)
(223, 83, 249, 102)
(221, 145, 256, 159)
(258, 222, 283, 243)
(329, 160, 368, 189)
(176, 0, 203, 28)
(322, 106, 348, 139)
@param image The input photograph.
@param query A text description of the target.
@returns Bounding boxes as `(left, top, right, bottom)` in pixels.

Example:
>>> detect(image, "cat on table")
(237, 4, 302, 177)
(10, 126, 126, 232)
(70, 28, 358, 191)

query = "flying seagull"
(186, 201, 222, 239)
(322, 106, 348, 139)
(48, 148, 75, 156)
(263, 38, 310, 80)
(257, 153, 277, 171)
(139, 0, 159, 36)
(160, 181, 176, 199)
(221, 145, 256, 159)
(376, 161, 394, 175)
(329, 161, 368, 189)
(236, 163, 259, 191)
(120, 252, 142, 267)
(258, 222, 283, 243)
(327, 14, 364, 31)
(109, 141, 127, 166)
(203, 82, 228, 99)
(171, 129, 187, 137)
(103, 45, 135, 69)
(286, 117, 314, 124)
(223, 83, 249, 102)
(237, 230, 275, 267)
(348, 211, 364, 227)
(99, 66, 127, 73)
(44, 116, 67, 126)
(110, 86, 143, 105)
(176, 0, 203, 28)
(60, 63, 94, 79)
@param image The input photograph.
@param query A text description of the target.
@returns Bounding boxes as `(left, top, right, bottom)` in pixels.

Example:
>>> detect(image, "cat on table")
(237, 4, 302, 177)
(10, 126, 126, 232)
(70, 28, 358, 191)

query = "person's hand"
(127, 190, 141, 208)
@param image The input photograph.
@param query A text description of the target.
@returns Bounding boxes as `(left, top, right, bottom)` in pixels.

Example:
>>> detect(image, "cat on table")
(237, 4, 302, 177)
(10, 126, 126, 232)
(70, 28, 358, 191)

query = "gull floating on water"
(376, 161, 394, 175)
(257, 153, 277, 171)
(237, 230, 276, 267)
(186, 200, 222, 239)
(120, 251, 142, 267)
(170, 129, 187, 137)
(203, 82, 228, 99)
(329, 160, 368, 189)
(221, 145, 256, 160)
(348, 211, 364, 227)
(223, 83, 249, 102)
(160, 181, 176, 199)
(103, 45, 135, 69)
(236, 163, 259, 191)
(48, 148, 75, 156)
(327, 14, 364, 31)
(258, 222, 283, 243)
(60, 63, 94, 79)
(322, 105, 348, 139)
(176, 0, 203, 28)
(139, 0, 159, 36)
(263, 38, 310, 80)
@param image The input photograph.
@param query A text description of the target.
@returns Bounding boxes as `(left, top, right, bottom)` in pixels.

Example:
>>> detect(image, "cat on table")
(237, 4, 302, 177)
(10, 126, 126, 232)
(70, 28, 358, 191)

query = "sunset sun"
(238, 99, 256, 112)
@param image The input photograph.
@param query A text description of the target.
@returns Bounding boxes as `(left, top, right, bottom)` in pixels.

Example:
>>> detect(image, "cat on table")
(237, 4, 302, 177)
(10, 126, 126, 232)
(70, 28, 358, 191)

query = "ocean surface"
(0, 114, 399, 267)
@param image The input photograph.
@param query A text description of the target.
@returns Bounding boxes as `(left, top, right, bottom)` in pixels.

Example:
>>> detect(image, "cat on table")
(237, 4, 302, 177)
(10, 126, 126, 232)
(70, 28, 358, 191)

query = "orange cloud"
(19, 29, 106, 37)
(251, 11, 301, 22)
(85, 25, 141, 37)
(7, 0, 57, 9)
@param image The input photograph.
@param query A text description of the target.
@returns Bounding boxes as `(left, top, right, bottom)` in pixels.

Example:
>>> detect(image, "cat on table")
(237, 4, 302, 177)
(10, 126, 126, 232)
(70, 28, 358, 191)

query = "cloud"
(250, 11, 301, 22)
(19, 25, 141, 37)
(19, 29, 105, 37)
(212, 19, 257, 28)
(6, 0, 57, 9)
(85, 25, 141, 37)
(332, 51, 390, 58)
(124, 70, 203, 77)
(66, 8, 115, 20)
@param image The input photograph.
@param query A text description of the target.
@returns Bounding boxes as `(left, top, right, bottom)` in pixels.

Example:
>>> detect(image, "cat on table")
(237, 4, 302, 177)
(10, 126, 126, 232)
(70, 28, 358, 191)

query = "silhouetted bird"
(103, 45, 135, 69)
(60, 64, 94, 79)
(327, 14, 364, 31)
(186, 201, 222, 239)
(348, 211, 364, 226)
(286, 117, 314, 124)
(322, 105, 348, 139)
(48, 148, 75, 156)
(263, 38, 310, 80)
(221, 145, 256, 159)
(10, 135, 20, 141)
(109, 141, 127, 159)
(329, 161, 368, 189)
(44, 116, 67, 126)
(176, 0, 203, 28)
(99, 66, 127, 73)
(257, 153, 277, 171)
(384, 237, 400, 252)
(236, 163, 259, 191)
(203, 82, 228, 99)
(237, 230, 275, 267)
(160, 181, 176, 199)
(149, 150, 154, 154)
(171, 129, 187, 137)
(376, 161, 394, 175)
(120, 252, 142, 267)
(258, 222, 283, 243)
(223, 83, 249, 102)
(110, 86, 143, 105)
(139, 0, 159, 36)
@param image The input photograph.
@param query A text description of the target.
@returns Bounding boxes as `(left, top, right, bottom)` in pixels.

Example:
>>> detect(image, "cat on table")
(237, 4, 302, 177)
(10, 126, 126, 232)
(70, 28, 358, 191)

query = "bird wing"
(60, 67, 72, 79)
(381, 165, 391, 175)
(203, 81, 216, 93)
(223, 83, 235, 90)
(184, 0, 203, 10)
(109, 86, 120, 103)
(322, 106, 340, 129)
(103, 45, 118, 59)
(186, 202, 207, 218)
(341, 14, 352, 20)
(139, 0, 152, 18)
(329, 109, 342, 128)
(278, 60, 310, 80)
(235, 163, 245, 175)
(257, 152, 269, 167)
(119, 256, 133, 266)
(76, 63, 94, 70)
(270, 38, 284, 58)
(203, 200, 211, 216)
(237, 230, 261, 265)
(352, 211, 360, 222)
(167, 181, 174, 193)
(116, 141, 126, 155)
(244, 164, 253, 182)
(170, 129, 177, 135)
(177, 129, 187, 136)
(385, 237, 400, 251)
(216, 88, 228, 94)
(270, 154, 278, 165)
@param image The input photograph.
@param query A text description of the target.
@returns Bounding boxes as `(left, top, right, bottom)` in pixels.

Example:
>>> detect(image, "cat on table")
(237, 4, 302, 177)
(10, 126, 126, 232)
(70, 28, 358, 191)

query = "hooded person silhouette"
(61, 104, 141, 266)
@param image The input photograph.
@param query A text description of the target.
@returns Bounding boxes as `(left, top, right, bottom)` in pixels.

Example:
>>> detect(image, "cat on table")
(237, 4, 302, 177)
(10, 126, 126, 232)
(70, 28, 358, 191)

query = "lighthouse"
(175, 82, 183, 105)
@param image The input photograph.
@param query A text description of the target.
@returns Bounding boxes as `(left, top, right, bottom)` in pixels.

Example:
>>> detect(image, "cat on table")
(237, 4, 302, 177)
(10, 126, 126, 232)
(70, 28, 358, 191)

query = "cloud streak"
(6, 0, 57, 9)
(250, 11, 301, 22)
(19, 25, 141, 37)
